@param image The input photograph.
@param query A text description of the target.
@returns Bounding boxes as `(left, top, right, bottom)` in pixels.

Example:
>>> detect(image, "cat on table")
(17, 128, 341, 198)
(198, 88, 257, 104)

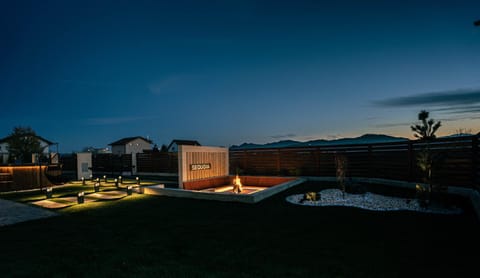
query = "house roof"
(167, 139, 201, 149)
(109, 136, 153, 146)
(0, 135, 55, 145)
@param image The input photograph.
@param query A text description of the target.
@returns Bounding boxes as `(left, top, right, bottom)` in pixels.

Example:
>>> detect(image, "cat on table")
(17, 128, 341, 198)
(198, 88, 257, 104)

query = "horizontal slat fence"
(92, 154, 132, 174)
(136, 152, 178, 173)
(230, 135, 480, 188)
(0, 165, 52, 192)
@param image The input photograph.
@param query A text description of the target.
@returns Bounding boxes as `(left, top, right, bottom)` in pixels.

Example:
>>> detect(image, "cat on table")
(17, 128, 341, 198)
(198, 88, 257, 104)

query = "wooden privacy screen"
(0, 165, 52, 192)
(178, 145, 229, 189)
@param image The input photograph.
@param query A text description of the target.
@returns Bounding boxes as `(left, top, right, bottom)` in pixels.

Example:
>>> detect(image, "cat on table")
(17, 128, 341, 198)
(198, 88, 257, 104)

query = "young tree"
(6, 126, 43, 163)
(334, 153, 348, 198)
(411, 111, 442, 207)
(411, 110, 441, 141)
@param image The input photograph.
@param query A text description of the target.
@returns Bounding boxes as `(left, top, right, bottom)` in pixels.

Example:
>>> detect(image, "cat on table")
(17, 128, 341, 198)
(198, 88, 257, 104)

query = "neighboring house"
(0, 135, 55, 164)
(109, 136, 153, 155)
(167, 139, 201, 152)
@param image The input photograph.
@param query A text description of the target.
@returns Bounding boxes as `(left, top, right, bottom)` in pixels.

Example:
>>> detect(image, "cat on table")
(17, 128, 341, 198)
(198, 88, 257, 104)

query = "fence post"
(472, 136, 478, 188)
(243, 150, 247, 174)
(276, 149, 281, 175)
(367, 145, 372, 178)
(408, 141, 414, 182)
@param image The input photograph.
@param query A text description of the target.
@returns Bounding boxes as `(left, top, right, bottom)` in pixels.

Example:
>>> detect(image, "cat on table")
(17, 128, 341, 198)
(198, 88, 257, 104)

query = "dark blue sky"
(1, 0, 479, 152)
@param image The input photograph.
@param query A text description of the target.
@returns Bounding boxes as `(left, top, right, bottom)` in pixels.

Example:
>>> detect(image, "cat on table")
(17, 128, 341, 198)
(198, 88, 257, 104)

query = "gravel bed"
(286, 189, 462, 215)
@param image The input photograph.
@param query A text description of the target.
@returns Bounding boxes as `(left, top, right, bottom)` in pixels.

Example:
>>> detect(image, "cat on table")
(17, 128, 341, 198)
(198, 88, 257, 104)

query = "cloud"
(373, 122, 413, 128)
(432, 105, 480, 114)
(270, 133, 296, 139)
(85, 116, 154, 126)
(148, 74, 199, 95)
(374, 88, 480, 108)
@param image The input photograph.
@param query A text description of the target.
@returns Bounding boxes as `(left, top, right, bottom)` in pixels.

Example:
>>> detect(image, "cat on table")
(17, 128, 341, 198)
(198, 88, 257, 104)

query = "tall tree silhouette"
(410, 110, 441, 141)
(5, 126, 43, 163)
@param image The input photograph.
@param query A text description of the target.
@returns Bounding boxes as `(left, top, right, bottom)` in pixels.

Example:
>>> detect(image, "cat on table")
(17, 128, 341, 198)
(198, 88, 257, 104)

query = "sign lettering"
(190, 163, 211, 171)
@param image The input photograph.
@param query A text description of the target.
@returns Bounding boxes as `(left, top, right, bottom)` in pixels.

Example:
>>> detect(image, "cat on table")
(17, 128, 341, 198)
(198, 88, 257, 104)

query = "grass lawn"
(0, 181, 479, 277)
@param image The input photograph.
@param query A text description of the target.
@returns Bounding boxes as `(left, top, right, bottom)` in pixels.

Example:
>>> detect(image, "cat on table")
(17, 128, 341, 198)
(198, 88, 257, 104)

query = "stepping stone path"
(31, 190, 128, 209)
(0, 198, 58, 227)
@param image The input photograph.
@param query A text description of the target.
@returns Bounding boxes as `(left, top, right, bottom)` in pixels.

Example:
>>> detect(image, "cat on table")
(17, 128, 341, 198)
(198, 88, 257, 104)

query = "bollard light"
(89, 174, 93, 180)
(118, 176, 122, 184)
(114, 178, 119, 188)
(46, 187, 53, 199)
(94, 182, 100, 192)
(82, 177, 85, 185)
(103, 175, 107, 183)
(77, 192, 85, 204)
(136, 176, 140, 185)
(127, 185, 133, 195)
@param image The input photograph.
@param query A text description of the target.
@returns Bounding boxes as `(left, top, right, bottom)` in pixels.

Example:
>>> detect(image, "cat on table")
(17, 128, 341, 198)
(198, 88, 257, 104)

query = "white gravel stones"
(286, 188, 462, 215)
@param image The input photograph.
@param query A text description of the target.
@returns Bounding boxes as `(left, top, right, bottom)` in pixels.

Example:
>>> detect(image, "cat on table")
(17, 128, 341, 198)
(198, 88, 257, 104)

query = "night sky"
(1, 0, 479, 152)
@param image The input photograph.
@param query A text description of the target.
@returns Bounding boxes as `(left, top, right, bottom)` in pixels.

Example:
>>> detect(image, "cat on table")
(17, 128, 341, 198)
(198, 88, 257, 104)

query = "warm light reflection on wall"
(0, 165, 51, 190)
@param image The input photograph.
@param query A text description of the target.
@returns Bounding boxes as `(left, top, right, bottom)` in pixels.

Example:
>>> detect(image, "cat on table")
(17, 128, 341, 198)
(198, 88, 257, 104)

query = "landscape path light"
(82, 177, 85, 186)
(94, 182, 100, 192)
(127, 185, 133, 195)
(77, 192, 85, 204)
(46, 187, 53, 199)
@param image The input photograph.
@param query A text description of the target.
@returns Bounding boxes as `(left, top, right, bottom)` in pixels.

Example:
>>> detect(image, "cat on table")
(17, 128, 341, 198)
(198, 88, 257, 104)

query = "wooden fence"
(52, 135, 479, 189)
(92, 153, 132, 174)
(230, 135, 480, 188)
(59, 153, 133, 177)
(136, 152, 178, 173)
(0, 165, 52, 192)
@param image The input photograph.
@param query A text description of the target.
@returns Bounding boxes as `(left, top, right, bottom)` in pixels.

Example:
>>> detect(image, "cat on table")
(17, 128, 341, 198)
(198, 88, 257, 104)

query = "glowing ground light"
(77, 192, 85, 204)
(46, 187, 53, 199)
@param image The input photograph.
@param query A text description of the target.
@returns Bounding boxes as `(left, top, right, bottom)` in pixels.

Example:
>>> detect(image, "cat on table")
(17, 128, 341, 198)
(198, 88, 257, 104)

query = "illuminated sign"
(190, 163, 211, 171)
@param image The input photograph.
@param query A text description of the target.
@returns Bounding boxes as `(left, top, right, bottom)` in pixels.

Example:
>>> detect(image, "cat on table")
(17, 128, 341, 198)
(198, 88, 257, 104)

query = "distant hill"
(230, 134, 409, 150)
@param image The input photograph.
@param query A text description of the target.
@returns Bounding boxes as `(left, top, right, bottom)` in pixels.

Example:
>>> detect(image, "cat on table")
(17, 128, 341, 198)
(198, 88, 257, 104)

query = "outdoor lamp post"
(94, 182, 100, 192)
(136, 176, 140, 185)
(114, 178, 119, 188)
(77, 192, 85, 204)
(82, 177, 85, 185)
(46, 187, 53, 199)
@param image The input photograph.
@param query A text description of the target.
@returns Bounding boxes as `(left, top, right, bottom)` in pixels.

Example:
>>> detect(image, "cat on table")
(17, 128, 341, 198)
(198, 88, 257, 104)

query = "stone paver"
(31, 190, 127, 209)
(0, 198, 58, 227)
